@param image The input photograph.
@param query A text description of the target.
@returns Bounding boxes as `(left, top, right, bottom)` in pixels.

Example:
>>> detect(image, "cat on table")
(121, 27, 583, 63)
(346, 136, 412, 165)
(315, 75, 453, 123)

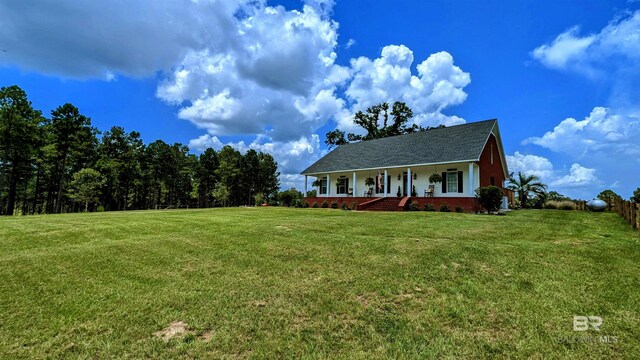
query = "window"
(446, 171, 458, 193)
(319, 178, 327, 195)
(336, 177, 348, 194)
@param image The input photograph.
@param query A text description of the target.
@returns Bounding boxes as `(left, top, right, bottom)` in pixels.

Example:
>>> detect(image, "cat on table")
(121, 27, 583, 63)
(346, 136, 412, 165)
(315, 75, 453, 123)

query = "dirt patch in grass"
(199, 330, 214, 342)
(153, 321, 191, 342)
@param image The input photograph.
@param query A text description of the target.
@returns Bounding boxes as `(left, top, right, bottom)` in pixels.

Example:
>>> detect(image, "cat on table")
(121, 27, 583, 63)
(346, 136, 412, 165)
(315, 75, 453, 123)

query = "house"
(300, 119, 514, 211)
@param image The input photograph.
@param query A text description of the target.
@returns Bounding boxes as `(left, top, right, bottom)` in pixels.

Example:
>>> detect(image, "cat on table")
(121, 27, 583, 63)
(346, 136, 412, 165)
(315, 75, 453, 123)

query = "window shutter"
(458, 171, 463, 193)
(387, 175, 391, 194)
(442, 172, 447, 193)
(345, 178, 349, 192)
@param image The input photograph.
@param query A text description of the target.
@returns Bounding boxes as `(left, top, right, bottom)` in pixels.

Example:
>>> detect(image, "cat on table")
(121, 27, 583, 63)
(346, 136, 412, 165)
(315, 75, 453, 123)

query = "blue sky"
(1, 0, 638, 199)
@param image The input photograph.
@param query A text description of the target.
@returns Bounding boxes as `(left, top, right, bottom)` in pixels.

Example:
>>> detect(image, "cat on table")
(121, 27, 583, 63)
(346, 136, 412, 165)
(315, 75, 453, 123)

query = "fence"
(613, 197, 639, 231)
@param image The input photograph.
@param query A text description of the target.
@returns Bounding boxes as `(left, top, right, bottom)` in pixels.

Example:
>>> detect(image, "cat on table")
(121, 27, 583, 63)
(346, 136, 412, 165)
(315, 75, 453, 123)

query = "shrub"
(342, 202, 349, 210)
(330, 201, 339, 209)
(544, 200, 577, 210)
(440, 203, 451, 212)
(455, 205, 463, 213)
(559, 202, 576, 210)
(408, 200, 420, 211)
(351, 201, 358, 210)
(321, 201, 328, 208)
(423, 203, 435, 211)
(476, 186, 503, 213)
(96, 205, 105, 212)
(312, 202, 318, 208)
(303, 201, 310, 208)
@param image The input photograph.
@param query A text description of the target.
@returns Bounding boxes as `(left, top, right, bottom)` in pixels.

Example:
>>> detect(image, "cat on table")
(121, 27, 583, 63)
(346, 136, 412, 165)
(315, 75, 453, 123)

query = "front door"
(402, 172, 408, 196)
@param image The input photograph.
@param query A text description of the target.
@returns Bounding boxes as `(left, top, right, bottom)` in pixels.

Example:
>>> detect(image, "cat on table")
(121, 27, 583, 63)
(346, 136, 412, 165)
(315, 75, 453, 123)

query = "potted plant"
(396, 186, 401, 197)
(364, 177, 375, 191)
(312, 178, 322, 188)
(411, 185, 417, 197)
(428, 173, 443, 184)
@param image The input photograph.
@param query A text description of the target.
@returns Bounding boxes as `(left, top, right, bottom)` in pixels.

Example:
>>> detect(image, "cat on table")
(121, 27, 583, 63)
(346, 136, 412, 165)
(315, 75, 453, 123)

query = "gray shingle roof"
(301, 119, 498, 174)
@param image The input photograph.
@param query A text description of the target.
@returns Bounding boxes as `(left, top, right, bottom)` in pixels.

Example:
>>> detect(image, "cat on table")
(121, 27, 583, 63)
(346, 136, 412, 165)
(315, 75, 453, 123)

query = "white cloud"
(157, 3, 345, 142)
(345, 38, 357, 49)
(532, 10, 640, 74)
(523, 106, 640, 158)
(342, 46, 470, 131)
(551, 164, 599, 188)
(0, 0, 251, 78)
(531, 27, 596, 69)
(506, 152, 600, 195)
(506, 152, 554, 179)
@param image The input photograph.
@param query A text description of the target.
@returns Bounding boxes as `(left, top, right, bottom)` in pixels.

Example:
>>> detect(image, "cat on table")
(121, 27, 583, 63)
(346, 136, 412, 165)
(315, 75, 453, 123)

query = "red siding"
(479, 134, 506, 188)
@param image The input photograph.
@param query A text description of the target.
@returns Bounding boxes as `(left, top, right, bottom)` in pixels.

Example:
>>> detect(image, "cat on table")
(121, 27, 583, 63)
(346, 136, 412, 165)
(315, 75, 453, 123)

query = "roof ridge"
(337, 118, 497, 148)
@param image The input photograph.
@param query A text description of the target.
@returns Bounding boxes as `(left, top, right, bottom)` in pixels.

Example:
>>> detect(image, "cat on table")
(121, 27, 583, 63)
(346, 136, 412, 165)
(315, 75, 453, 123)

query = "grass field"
(1, 208, 639, 358)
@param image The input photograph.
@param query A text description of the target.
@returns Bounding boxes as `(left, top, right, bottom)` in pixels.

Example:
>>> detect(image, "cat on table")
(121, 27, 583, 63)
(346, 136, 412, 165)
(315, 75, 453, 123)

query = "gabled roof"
(301, 119, 501, 175)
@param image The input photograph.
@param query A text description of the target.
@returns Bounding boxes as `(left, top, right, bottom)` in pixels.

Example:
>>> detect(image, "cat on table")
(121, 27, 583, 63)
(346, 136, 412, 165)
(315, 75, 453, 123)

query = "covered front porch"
(303, 162, 482, 199)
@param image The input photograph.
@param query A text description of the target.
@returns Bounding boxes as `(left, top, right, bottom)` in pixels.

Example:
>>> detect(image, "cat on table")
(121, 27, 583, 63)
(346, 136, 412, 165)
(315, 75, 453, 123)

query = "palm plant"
(508, 172, 547, 208)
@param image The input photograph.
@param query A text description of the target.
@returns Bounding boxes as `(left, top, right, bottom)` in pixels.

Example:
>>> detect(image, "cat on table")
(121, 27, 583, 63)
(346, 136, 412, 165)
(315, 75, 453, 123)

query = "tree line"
(0, 85, 280, 215)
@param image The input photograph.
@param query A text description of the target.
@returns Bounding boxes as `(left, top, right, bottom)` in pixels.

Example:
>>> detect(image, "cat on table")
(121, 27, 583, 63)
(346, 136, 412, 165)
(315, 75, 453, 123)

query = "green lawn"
(0, 208, 638, 359)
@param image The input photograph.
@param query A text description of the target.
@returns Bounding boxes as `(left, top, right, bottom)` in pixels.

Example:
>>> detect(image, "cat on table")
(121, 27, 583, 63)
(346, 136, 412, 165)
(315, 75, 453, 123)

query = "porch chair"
(348, 188, 353, 196)
(363, 188, 372, 197)
(424, 185, 435, 197)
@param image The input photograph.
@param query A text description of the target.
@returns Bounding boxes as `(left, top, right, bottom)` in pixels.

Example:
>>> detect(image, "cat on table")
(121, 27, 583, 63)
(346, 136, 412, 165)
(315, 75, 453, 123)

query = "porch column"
(468, 163, 474, 197)
(326, 174, 330, 197)
(304, 175, 308, 197)
(407, 168, 412, 197)
(384, 169, 388, 197)
(352, 171, 357, 197)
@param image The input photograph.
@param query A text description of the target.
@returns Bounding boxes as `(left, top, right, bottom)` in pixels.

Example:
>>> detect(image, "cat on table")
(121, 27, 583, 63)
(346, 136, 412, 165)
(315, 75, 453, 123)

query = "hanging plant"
(312, 179, 322, 187)
(429, 173, 443, 184)
(364, 177, 375, 188)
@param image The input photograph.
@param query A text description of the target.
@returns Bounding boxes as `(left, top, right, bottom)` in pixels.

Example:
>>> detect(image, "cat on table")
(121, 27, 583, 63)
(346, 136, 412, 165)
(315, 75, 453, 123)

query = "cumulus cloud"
(523, 107, 640, 158)
(0, 0, 252, 78)
(157, 3, 345, 142)
(342, 46, 470, 130)
(550, 164, 599, 188)
(506, 152, 554, 179)
(532, 10, 640, 74)
(506, 152, 599, 193)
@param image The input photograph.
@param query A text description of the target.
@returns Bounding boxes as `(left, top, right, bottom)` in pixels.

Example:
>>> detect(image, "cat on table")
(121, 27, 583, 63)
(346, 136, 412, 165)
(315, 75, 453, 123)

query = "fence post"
(636, 204, 640, 231)
(632, 203, 638, 229)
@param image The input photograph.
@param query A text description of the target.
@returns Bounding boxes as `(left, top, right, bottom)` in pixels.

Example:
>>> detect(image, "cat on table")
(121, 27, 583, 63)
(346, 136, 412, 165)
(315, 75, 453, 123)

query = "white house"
(300, 119, 513, 211)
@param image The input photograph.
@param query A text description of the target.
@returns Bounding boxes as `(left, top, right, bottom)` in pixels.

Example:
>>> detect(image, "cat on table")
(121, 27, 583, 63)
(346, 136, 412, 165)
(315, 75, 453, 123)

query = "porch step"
(359, 197, 405, 211)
